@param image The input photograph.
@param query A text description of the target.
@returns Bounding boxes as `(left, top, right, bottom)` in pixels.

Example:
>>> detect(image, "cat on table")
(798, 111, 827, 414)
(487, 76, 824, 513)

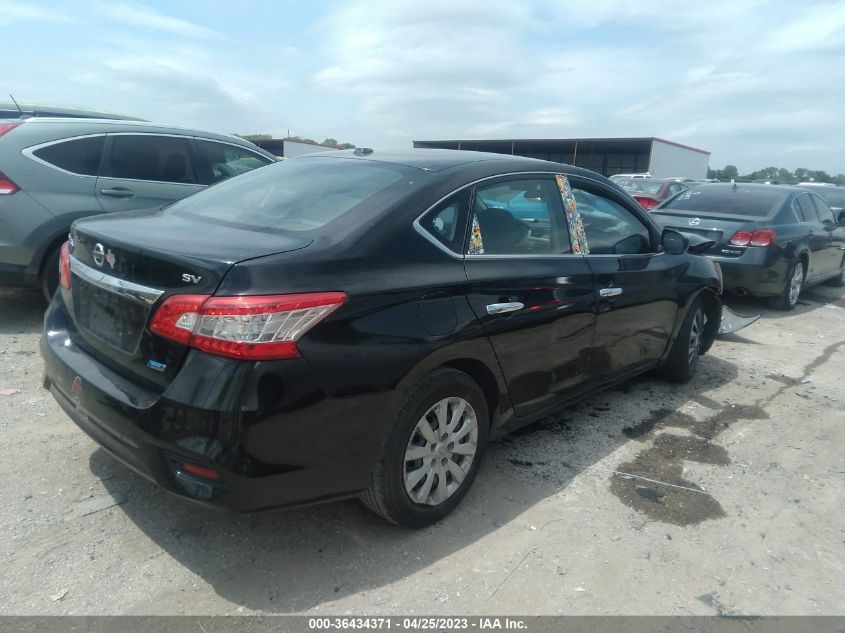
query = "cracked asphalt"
(1, 285, 843, 615)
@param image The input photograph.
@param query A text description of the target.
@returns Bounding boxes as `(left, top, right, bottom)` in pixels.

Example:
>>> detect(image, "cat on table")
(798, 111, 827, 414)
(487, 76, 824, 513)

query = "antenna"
(9, 94, 23, 114)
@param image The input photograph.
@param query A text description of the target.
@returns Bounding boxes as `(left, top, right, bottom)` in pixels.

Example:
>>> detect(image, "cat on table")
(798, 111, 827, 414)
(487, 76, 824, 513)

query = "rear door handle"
(486, 301, 524, 314)
(599, 287, 623, 298)
(100, 188, 135, 198)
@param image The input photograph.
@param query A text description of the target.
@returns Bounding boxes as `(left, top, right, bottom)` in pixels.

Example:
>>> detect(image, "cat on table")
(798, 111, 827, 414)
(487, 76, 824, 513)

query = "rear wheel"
(656, 299, 704, 383)
(360, 368, 488, 528)
(40, 245, 61, 302)
(770, 260, 804, 310)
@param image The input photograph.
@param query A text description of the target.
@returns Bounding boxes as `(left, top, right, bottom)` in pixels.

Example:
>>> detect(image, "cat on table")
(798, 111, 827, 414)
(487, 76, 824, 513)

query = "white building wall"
(648, 140, 709, 179)
(283, 140, 340, 158)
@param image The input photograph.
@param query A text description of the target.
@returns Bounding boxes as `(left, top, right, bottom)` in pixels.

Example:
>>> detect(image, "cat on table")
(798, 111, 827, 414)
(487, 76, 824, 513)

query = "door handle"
(100, 188, 135, 198)
(486, 301, 524, 315)
(599, 287, 623, 298)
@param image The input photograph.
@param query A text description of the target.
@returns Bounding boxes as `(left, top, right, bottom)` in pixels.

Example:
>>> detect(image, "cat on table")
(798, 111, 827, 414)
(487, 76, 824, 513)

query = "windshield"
(659, 186, 789, 216)
(168, 157, 409, 232)
(808, 187, 845, 210)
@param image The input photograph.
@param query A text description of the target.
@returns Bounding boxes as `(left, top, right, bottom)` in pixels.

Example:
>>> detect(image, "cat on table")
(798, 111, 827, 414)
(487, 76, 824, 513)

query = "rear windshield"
(660, 186, 788, 216)
(618, 179, 663, 195)
(167, 157, 408, 232)
(808, 187, 845, 209)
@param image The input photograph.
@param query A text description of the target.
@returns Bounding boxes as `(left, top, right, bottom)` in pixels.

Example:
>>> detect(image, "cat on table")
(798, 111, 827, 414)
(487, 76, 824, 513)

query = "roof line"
(414, 137, 710, 155)
(651, 137, 711, 155)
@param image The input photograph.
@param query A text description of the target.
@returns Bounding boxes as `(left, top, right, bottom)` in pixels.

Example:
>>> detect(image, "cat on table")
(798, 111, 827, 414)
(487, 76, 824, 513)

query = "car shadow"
(722, 284, 845, 324)
(0, 288, 47, 335)
(94, 354, 739, 613)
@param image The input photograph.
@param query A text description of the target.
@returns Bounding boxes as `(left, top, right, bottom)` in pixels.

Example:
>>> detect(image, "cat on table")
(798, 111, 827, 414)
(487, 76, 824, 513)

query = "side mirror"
(661, 228, 688, 255)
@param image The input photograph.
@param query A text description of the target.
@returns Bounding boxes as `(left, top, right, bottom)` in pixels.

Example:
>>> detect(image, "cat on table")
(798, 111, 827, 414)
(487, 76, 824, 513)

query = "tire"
(770, 259, 804, 310)
(824, 257, 845, 287)
(360, 368, 489, 528)
(655, 299, 705, 384)
(40, 245, 62, 302)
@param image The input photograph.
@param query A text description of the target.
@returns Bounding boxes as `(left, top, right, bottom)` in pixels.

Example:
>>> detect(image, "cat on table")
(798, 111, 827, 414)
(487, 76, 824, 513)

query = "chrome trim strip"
(412, 170, 645, 260)
(70, 256, 165, 305)
(22, 133, 107, 178)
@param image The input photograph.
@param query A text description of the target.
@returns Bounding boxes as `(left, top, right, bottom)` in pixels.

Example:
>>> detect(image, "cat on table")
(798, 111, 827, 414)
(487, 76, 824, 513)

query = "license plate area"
(73, 277, 150, 354)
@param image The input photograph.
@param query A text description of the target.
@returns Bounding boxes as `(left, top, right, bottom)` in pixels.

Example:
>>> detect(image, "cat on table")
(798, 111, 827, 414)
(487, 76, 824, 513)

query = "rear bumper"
(707, 249, 788, 297)
(40, 295, 387, 512)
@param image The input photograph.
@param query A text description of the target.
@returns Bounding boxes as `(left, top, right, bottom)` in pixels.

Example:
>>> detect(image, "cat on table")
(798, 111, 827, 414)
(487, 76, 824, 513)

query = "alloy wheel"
(403, 397, 478, 507)
(788, 262, 804, 306)
(688, 308, 704, 368)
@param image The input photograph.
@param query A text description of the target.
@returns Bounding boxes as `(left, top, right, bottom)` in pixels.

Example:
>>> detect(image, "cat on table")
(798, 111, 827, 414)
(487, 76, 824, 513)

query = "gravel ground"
(0, 285, 843, 615)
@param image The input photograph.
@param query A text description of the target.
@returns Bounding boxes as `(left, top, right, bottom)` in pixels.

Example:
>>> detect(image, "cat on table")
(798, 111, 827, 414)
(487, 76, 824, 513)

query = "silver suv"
(0, 117, 276, 297)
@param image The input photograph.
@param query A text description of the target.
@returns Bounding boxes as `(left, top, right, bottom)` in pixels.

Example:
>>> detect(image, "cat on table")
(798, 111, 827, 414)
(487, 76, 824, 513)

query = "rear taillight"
(59, 241, 71, 290)
(150, 292, 347, 360)
(729, 228, 776, 247)
(0, 123, 19, 138)
(634, 196, 658, 211)
(0, 170, 19, 195)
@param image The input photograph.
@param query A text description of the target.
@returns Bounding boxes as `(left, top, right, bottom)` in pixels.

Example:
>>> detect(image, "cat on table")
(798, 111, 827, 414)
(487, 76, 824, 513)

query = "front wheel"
(655, 299, 704, 383)
(360, 368, 489, 528)
(770, 260, 804, 310)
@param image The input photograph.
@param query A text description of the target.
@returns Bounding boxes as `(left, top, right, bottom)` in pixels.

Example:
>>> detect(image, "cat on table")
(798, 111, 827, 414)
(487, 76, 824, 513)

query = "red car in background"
(616, 178, 690, 211)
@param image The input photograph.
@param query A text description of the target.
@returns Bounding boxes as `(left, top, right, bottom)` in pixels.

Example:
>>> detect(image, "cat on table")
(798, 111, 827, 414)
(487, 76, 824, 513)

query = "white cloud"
(4, 0, 845, 174)
(762, 1, 845, 52)
(91, 2, 219, 38)
(0, 0, 71, 23)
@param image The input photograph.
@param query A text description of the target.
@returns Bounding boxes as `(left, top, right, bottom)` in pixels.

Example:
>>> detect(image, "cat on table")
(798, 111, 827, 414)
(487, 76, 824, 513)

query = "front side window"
(105, 134, 197, 184)
(571, 186, 652, 255)
(196, 139, 273, 184)
(468, 178, 569, 255)
(31, 136, 105, 176)
(813, 195, 836, 224)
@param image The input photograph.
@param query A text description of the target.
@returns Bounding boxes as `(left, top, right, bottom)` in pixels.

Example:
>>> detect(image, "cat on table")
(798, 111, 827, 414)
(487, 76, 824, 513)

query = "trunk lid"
(66, 209, 311, 390)
(650, 209, 765, 257)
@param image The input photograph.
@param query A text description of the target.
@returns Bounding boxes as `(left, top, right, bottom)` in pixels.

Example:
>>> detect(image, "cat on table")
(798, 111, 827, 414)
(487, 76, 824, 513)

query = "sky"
(3, 0, 844, 175)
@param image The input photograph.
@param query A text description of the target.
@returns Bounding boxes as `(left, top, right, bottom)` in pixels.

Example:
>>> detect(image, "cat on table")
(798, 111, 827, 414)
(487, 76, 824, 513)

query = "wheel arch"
(697, 288, 722, 354)
(393, 340, 512, 431)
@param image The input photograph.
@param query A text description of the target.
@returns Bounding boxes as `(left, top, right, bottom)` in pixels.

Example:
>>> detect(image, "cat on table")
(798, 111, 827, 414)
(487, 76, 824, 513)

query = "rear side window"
(168, 157, 408, 232)
(195, 139, 273, 184)
(104, 134, 197, 184)
(469, 178, 569, 255)
(661, 186, 788, 217)
(419, 190, 471, 253)
(796, 194, 820, 222)
(32, 136, 105, 176)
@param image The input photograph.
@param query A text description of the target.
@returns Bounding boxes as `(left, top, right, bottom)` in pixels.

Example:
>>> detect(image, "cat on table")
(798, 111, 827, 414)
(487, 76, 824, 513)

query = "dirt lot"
(0, 285, 843, 616)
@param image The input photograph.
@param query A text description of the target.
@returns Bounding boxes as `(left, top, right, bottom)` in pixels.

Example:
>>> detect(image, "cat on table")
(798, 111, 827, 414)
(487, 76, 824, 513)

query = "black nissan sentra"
(41, 149, 723, 527)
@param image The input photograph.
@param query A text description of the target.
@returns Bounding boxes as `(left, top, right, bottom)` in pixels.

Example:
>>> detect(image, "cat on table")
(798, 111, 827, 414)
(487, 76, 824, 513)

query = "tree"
(337, 142, 356, 149)
(722, 165, 738, 179)
(236, 133, 272, 141)
(322, 138, 339, 147)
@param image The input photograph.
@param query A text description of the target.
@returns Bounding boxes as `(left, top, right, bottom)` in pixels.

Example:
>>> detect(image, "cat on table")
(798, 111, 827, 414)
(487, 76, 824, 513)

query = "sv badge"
(181, 273, 203, 284)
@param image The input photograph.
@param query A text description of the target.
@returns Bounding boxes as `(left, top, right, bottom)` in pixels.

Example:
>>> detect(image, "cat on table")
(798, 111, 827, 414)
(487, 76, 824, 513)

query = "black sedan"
(653, 184, 845, 309)
(41, 150, 722, 527)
